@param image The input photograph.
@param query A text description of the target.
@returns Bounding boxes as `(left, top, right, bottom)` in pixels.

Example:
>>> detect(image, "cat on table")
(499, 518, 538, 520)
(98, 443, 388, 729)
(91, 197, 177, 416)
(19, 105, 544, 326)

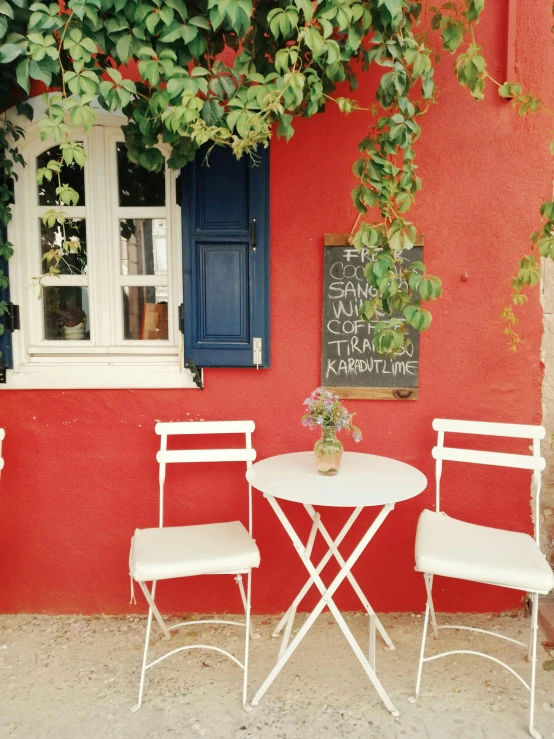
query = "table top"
(246, 451, 427, 508)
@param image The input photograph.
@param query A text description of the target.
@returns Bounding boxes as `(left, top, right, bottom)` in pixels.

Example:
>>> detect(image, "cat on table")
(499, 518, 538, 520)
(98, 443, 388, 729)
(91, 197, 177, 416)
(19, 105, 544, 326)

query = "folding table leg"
(251, 498, 398, 716)
(272, 509, 359, 639)
(304, 503, 395, 651)
(278, 512, 319, 660)
(369, 613, 376, 671)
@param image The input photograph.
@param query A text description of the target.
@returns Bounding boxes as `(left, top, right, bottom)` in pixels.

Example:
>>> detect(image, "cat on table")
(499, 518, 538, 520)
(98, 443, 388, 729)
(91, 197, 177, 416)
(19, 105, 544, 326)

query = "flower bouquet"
(302, 387, 362, 475)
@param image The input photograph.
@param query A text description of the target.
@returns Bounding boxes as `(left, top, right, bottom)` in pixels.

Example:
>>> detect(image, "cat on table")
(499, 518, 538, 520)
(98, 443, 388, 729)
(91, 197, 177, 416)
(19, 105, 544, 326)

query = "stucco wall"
(0, 0, 552, 615)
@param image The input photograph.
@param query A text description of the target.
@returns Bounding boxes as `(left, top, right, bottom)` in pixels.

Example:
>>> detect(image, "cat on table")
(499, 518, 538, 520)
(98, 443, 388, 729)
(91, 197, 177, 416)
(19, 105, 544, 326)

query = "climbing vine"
(0, 0, 551, 361)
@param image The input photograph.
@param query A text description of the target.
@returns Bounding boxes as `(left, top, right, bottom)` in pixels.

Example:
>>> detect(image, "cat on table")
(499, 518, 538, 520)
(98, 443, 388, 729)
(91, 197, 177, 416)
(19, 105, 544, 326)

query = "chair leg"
(138, 580, 171, 641)
(527, 594, 534, 662)
(131, 596, 154, 712)
(236, 574, 255, 641)
(528, 593, 542, 739)
(424, 573, 439, 640)
(413, 574, 432, 701)
(242, 570, 253, 711)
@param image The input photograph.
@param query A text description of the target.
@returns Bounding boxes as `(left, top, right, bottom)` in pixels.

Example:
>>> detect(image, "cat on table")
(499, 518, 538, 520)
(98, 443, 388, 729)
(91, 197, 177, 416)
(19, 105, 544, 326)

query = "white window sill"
(1, 361, 199, 389)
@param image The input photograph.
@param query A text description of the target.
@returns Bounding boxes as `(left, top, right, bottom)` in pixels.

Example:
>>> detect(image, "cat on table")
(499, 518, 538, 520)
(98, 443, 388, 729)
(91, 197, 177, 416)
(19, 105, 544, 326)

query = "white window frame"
(2, 97, 196, 389)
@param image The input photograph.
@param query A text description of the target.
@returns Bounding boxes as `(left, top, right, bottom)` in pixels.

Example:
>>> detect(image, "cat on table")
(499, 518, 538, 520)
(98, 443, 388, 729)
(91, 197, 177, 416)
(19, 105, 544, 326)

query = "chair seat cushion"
(415, 509, 554, 594)
(130, 521, 260, 582)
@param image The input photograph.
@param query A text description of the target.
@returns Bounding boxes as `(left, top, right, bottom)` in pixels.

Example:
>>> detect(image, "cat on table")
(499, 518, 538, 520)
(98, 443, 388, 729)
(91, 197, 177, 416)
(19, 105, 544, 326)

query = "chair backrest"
(432, 419, 546, 543)
(154, 420, 256, 533)
(0, 428, 4, 477)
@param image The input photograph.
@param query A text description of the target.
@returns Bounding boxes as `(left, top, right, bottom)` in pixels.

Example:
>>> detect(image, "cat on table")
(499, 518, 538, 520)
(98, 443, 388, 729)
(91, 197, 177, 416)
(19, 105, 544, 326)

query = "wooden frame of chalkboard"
(321, 233, 424, 400)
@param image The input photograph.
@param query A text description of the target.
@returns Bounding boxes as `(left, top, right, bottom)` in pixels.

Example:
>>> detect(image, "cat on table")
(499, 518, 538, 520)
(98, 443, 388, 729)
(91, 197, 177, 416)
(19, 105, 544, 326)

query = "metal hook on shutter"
(251, 218, 257, 253)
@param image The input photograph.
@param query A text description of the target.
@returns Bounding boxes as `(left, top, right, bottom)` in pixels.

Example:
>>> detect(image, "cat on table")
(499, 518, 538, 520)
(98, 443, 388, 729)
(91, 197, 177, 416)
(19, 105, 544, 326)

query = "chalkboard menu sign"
(321, 233, 423, 400)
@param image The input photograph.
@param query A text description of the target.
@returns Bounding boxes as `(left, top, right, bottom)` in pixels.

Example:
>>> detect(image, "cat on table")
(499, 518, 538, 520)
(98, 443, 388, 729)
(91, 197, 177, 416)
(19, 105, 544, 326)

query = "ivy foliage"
(0, 0, 548, 361)
(0, 0, 447, 359)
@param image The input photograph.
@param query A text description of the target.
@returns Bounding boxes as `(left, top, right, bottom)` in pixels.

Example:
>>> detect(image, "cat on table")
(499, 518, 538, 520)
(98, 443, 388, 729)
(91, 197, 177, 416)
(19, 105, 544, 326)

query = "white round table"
(246, 451, 427, 506)
(246, 450, 427, 717)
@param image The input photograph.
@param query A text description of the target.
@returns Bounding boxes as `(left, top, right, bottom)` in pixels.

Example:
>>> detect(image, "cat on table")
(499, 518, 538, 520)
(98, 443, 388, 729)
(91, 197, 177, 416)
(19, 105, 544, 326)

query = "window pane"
(122, 287, 168, 340)
(120, 219, 167, 276)
(117, 144, 165, 206)
(41, 219, 87, 275)
(43, 286, 89, 340)
(37, 145, 86, 206)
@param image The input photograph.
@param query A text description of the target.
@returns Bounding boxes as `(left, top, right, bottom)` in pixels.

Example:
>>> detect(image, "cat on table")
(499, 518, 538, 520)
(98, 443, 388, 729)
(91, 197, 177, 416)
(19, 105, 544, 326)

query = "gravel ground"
(1, 612, 553, 739)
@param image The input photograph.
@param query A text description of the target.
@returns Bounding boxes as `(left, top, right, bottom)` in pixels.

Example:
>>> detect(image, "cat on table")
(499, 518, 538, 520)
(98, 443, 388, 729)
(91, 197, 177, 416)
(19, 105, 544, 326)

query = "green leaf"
(540, 201, 554, 221)
(208, 74, 237, 101)
(464, 0, 484, 23)
(404, 305, 432, 331)
(201, 98, 223, 125)
(189, 16, 211, 30)
(145, 12, 161, 34)
(0, 43, 25, 63)
(441, 20, 465, 53)
(419, 275, 442, 301)
(29, 58, 53, 86)
(351, 185, 367, 214)
(165, 0, 188, 21)
(380, 0, 404, 28)
(159, 21, 184, 43)
(181, 23, 198, 44)
(0, 0, 14, 19)
(518, 256, 540, 286)
(294, 0, 313, 21)
(158, 6, 174, 25)
(116, 33, 134, 63)
(498, 82, 521, 99)
(15, 56, 30, 94)
(277, 113, 294, 141)
(139, 147, 165, 172)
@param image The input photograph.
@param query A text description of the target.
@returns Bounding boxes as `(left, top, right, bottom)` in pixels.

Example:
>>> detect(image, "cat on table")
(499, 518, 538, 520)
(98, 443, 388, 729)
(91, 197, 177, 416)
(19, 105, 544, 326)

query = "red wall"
(0, 0, 552, 615)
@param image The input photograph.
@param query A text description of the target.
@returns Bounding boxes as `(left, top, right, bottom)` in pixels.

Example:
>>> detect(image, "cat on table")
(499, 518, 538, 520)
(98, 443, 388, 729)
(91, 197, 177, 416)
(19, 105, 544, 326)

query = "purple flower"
(302, 387, 362, 442)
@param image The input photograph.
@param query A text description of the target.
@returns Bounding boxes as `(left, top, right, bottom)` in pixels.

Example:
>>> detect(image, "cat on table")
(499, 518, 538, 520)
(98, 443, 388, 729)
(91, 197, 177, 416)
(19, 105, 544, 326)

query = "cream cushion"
(415, 509, 554, 594)
(130, 521, 260, 582)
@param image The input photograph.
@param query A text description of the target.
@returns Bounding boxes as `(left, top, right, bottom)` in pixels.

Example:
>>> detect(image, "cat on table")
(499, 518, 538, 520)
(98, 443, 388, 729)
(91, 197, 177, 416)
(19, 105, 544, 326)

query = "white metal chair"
(413, 419, 554, 739)
(129, 420, 260, 712)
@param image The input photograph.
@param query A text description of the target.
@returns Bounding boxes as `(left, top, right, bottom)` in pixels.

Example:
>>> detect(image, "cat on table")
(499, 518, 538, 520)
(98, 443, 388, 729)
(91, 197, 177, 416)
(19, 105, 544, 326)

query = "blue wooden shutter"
(0, 224, 13, 373)
(181, 145, 270, 368)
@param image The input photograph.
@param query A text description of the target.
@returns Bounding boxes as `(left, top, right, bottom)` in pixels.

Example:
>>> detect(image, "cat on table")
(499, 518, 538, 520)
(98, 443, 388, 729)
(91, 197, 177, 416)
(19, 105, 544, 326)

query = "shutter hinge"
(4, 303, 20, 332)
(175, 174, 182, 206)
(178, 303, 184, 334)
(253, 337, 262, 369)
(0, 361, 6, 384)
(185, 358, 203, 390)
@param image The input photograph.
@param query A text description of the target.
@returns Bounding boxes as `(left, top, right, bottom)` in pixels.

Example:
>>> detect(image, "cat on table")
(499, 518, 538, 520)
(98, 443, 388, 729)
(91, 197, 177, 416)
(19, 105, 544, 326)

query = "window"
(2, 98, 270, 389)
(3, 112, 194, 389)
